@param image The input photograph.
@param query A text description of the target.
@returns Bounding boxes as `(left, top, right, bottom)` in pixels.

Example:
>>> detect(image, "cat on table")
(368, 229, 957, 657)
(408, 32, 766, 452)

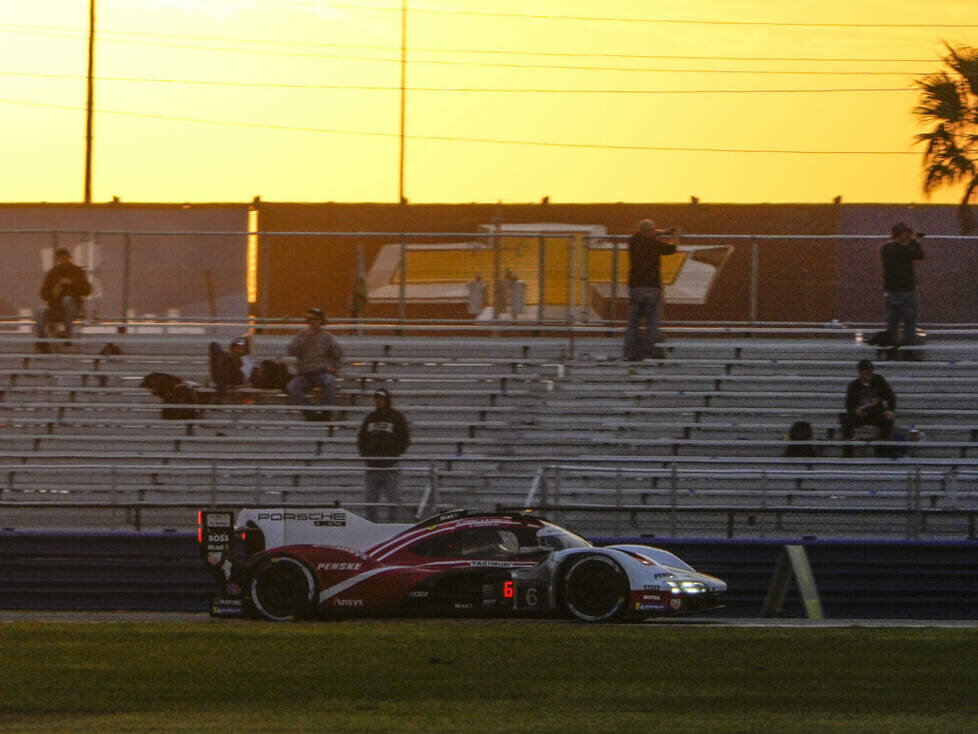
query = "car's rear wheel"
(561, 555, 629, 622)
(250, 556, 317, 621)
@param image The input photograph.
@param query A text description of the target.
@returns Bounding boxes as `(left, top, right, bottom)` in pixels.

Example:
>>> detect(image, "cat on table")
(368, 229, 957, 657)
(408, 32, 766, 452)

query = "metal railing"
(5, 227, 978, 327)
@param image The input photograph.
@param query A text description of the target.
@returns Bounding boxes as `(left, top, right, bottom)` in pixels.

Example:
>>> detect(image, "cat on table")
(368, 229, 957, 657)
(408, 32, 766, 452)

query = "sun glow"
(2, 0, 977, 204)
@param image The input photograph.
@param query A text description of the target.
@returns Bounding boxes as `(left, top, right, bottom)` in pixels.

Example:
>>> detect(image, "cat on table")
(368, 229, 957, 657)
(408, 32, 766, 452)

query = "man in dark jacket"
(841, 359, 896, 456)
(881, 222, 924, 346)
(357, 388, 410, 522)
(35, 247, 92, 351)
(623, 219, 678, 361)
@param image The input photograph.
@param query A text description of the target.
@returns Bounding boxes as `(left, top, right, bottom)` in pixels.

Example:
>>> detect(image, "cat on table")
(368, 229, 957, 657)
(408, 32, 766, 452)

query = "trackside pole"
(761, 544, 824, 619)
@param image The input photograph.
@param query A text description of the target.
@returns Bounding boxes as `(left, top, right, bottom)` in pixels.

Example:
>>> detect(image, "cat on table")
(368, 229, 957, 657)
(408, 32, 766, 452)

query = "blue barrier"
(1, 531, 976, 618)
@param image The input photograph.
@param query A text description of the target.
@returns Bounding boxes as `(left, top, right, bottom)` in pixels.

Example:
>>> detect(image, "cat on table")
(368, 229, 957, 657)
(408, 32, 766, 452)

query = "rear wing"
(200, 507, 413, 556)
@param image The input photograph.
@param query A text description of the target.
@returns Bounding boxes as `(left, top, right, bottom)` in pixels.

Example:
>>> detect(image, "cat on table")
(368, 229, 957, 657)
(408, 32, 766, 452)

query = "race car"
(198, 507, 726, 623)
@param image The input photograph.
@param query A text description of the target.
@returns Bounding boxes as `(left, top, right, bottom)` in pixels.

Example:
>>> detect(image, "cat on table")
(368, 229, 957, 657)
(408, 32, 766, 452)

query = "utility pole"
(398, 0, 407, 204)
(84, 0, 95, 204)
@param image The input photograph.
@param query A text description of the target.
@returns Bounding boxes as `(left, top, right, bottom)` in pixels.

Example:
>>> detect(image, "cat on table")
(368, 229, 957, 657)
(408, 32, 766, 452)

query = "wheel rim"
(251, 558, 315, 621)
(564, 557, 627, 622)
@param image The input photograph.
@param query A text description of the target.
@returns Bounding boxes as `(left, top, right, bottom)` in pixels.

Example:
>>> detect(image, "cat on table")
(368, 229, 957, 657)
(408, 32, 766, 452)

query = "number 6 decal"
(525, 587, 538, 607)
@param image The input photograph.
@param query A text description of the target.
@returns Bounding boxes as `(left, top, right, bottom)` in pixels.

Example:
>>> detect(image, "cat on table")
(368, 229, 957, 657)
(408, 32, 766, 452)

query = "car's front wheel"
(250, 556, 317, 621)
(561, 555, 629, 623)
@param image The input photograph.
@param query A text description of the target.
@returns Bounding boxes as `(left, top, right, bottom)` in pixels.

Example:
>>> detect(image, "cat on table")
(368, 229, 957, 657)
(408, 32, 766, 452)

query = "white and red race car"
(199, 508, 726, 623)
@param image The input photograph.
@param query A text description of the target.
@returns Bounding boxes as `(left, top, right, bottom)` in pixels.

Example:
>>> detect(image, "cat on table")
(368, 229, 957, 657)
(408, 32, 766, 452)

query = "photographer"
(623, 218, 679, 361)
(881, 222, 924, 347)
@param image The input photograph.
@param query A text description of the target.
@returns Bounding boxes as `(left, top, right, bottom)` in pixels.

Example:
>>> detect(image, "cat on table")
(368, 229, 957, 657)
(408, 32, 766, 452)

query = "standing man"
(286, 307, 343, 420)
(841, 359, 896, 457)
(881, 222, 924, 347)
(624, 219, 679, 361)
(358, 388, 410, 522)
(35, 247, 92, 352)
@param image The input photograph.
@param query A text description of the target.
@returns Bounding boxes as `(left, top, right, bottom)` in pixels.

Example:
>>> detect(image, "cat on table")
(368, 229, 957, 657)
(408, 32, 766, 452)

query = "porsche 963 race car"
(199, 507, 726, 623)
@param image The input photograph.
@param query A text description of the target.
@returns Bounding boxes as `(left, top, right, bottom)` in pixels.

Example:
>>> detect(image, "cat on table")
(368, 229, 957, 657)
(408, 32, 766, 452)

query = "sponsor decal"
(408, 590, 429, 598)
(333, 598, 364, 607)
(205, 514, 232, 528)
(467, 560, 513, 568)
(637, 603, 667, 611)
(317, 562, 363, 572)
(670, 598, 683, 611)
(257, 511, 347, 525)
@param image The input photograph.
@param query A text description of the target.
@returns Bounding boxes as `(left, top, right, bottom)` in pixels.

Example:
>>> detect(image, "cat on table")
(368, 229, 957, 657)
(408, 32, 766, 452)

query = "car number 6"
(525, 587, 538, 607)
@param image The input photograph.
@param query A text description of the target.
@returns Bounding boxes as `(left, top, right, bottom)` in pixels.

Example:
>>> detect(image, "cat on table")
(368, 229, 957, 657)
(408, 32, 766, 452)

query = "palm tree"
(914, 42, 978, 233)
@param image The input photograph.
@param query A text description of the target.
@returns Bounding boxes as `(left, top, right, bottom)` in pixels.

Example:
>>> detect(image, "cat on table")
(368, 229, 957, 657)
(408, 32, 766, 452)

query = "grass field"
(0, 620, 975, 733)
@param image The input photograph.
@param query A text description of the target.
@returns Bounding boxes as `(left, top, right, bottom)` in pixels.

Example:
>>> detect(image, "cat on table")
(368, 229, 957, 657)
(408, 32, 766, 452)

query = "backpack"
(784, 420, 818, 458)
(254, 360, 292, 391)
(787, 421, 813, 442)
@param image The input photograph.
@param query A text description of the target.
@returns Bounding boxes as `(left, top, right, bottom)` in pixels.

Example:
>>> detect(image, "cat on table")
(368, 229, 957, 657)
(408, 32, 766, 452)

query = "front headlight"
(667, 580, 707, 594)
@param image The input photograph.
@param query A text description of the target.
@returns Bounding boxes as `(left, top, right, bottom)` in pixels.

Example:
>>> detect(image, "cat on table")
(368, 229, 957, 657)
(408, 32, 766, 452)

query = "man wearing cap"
(841, 359, 896, 457)
(357, 388, 410, 522)
(35, 247, 92, 352)
(286, 308, 343, 420)
(624, 218, 679, 361)
(208, 334, 256, 401)
(881, 222, 924, 347)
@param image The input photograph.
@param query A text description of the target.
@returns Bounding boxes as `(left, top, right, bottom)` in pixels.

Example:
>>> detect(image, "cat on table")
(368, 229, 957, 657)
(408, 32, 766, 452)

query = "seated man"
(286, 308, 343, 420)
(35, 247, 92, 352)
(208, 335, 256, 401)
(840, 359, 896, 457)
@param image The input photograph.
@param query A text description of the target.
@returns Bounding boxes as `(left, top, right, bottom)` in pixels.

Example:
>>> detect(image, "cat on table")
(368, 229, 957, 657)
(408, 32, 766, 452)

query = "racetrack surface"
(1, 610, 975, 627)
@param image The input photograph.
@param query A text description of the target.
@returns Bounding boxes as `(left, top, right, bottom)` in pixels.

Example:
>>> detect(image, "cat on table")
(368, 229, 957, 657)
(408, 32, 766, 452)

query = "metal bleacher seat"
(2, 325, 978, 536)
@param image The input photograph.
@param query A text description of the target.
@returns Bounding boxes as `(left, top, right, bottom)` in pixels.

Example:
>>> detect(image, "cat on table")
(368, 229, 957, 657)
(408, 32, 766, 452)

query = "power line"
(322, 2, 978, 28)
(0, 22, 947, 65)
(0, 95, 920, 154)
(0, 71, 918, 94)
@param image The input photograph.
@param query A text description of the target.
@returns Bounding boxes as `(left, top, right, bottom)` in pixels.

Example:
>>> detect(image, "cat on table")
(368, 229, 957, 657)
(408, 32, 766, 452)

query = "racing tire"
(561, 555, 629, 623)
(250, 556, 317, 622)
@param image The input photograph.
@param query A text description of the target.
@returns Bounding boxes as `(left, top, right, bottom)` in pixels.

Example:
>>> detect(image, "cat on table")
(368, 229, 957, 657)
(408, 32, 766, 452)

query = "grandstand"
(0, 319, 976, 540)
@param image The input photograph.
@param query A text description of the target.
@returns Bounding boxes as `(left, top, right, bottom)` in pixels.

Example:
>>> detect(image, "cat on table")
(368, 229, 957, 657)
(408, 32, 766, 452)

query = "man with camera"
(881, 222, 924, 347)
(623, 218, 679, 361)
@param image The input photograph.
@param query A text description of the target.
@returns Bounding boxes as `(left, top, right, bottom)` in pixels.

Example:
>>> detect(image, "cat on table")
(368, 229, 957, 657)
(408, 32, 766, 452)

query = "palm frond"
(943, 41, 978, 98)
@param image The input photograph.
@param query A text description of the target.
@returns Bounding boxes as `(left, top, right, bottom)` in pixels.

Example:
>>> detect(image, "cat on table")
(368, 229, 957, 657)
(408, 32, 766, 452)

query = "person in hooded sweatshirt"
(357, 388, 410, 522)
(35, 247, 92, 351)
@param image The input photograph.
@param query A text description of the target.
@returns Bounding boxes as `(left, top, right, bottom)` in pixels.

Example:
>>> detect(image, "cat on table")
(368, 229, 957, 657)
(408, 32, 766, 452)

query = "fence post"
(537, 234, 546, 325)
(610, 236, 620, 325)
(669, 463, 678, 537)
(398, 232, 407, 330)
(906, 469, 922, 539)
(749, 236, 759, 323)
(254, 467, 263, 506)
(121, 233, 131, 329)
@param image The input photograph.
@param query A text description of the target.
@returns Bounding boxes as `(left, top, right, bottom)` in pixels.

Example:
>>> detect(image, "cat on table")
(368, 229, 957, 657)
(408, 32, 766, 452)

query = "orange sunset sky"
(4, 0, 977, 205)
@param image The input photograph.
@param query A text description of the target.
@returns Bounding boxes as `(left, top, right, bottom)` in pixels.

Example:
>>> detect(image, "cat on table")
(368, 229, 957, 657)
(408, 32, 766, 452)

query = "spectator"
(35, 247, 91, 352)
(208, 334, 256, 401)
(841, 359, 896, 457)
(286, 308, 343, 421)
(624, 219, 678, 361)
(358, 388, 410, 522)
(881, 222, 924, 347)
(466, 273, 487, 317)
